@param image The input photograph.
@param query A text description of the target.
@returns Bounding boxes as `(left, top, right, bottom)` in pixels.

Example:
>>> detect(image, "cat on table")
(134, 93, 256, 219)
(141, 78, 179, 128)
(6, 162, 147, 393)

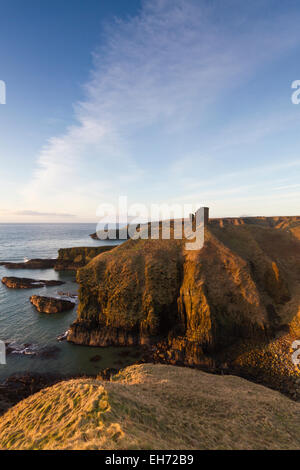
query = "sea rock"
(1, 277, 64, 289)
(30, 295, 75, 313)
(56, 330, 70, 342)
(5, 342, 38, 356)
(0, 259, 56, 269)
(5, 342, 60, 359)
(54, 246, 116, 271)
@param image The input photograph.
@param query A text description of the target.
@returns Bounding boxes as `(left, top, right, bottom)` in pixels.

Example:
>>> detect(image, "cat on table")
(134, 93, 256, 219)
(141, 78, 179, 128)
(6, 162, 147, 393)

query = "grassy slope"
(0, 364, 299, 450)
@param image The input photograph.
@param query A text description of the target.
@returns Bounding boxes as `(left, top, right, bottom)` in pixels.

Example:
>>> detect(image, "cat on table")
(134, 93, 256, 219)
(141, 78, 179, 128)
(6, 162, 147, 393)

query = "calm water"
(0, 224, 133, 380)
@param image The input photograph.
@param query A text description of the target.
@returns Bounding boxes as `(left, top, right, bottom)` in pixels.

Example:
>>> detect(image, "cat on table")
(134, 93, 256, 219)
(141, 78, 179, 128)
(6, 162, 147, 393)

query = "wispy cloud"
(14, 210, 75, 217)
(21, 0, 300, 218)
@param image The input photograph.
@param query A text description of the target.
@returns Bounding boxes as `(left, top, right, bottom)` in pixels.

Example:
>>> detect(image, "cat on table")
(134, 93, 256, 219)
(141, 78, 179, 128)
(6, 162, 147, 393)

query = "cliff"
(54, 246, 116, 271)
(0, 364, 298, 450)
(68, 216, 300, 394)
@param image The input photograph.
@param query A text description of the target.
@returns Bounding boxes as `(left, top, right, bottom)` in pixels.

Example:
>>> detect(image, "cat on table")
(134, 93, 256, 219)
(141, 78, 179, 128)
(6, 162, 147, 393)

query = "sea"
(0, 223, 134, 381)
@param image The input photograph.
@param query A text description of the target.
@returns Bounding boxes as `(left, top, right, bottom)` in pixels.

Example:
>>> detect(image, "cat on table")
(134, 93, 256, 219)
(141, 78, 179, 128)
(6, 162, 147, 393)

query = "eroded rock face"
(30, 295, 75, 313)
(54, 246, 116, 271)
(68, 237, 184, 346)
(1, 277, 64, 289)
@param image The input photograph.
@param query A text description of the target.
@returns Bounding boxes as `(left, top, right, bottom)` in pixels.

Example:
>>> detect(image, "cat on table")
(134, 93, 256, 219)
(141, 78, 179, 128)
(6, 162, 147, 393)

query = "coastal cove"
(0, 223, 133, 381)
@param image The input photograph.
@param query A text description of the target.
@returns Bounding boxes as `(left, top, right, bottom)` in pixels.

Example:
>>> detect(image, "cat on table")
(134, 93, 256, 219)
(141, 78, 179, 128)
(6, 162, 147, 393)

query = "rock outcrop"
(1, 277, 64, 289)
(0, 247, 117, 273)
(68, 216, 300, 395)
(30, 295, 75, 313)
(0, 259, 56, 269)
(54, 246, 116, 271)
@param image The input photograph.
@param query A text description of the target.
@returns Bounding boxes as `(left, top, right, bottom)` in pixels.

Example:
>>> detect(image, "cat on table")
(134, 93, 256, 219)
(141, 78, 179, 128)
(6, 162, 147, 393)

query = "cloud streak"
(14, 210, 75, 217)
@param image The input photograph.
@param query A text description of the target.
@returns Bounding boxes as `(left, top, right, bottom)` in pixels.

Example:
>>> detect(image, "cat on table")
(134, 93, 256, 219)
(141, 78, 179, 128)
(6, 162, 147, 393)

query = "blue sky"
(0, 0, 300, 222)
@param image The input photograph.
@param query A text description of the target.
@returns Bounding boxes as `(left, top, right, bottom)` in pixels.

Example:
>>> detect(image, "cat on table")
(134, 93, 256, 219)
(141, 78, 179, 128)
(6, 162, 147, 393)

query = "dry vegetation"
(0, 364, 299, 450)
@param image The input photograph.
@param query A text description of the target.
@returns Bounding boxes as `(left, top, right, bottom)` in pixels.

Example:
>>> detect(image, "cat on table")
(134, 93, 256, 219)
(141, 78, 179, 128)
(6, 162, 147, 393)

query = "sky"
(0, 0, 300, 222)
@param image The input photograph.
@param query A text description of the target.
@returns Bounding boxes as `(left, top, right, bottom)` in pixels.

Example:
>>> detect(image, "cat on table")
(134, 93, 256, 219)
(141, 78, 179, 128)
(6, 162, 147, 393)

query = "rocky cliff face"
(54, 246, 116, 271)
(68, 216, 300, 394)
(68, 237, 184, 346)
